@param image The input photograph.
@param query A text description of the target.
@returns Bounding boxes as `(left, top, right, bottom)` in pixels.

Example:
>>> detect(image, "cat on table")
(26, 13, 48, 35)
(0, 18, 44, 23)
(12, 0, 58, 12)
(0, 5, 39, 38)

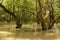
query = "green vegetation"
(0, 0, 60, 30)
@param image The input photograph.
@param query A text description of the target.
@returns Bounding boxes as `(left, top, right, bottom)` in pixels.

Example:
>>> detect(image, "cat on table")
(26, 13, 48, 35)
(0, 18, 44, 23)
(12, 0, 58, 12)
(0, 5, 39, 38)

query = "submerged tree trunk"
(37, 0, 46, 30)
(43, 0, 55, 29)
(37, 0, 55, 30)
(48, 2, 55, 29)
(36, 0, 40, 24)
(0, 3, 22, 28)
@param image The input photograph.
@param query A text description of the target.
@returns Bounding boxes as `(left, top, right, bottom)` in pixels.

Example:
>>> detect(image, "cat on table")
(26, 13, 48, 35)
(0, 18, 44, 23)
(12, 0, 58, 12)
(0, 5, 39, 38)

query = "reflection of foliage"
(22, 28, 41, 32)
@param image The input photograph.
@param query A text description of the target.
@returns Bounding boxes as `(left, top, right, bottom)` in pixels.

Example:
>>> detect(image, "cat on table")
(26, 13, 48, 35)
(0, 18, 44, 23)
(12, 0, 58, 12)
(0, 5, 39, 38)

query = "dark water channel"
(0, 24, 60, 40)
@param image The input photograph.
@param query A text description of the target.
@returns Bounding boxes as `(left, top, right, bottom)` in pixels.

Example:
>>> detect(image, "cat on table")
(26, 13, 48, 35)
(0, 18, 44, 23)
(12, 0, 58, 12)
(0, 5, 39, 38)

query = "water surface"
(0, 24, 60, 40)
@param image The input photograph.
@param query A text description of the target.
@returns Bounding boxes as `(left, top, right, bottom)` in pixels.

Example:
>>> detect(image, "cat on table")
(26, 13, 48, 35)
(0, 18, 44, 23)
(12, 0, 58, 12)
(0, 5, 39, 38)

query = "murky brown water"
(0, 24, 60, 40)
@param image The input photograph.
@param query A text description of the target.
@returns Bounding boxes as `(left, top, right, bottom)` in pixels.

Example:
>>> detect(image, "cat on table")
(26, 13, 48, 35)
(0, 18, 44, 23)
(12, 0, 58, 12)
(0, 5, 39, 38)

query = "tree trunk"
(48, 2, 55, 29)
(0, 3, 22, 28)
(37, 0, 46, 30)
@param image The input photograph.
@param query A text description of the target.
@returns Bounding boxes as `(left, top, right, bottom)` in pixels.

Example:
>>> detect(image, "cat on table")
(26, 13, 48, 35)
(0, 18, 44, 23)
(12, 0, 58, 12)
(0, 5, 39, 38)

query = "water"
(0, 24, 60, 40)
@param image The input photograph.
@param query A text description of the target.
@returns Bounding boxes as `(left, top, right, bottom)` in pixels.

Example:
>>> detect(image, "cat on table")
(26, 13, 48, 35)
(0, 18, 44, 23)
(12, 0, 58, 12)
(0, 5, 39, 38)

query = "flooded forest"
(0, 0, 60, 40)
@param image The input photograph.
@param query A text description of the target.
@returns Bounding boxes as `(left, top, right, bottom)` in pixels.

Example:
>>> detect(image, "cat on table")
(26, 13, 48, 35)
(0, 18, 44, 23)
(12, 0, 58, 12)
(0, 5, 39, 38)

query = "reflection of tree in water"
(15, 30, 21, 38)
(39, 29, 59, 39)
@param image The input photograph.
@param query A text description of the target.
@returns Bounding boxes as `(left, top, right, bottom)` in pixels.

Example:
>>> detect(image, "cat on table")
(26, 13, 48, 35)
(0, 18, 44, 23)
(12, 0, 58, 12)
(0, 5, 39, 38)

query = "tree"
(0, 0, 34, 28)
(47, 0, 55, 29)
(36, 0, 55, 30)
(0, 3, 22, 28)
(37, 0, 46, 30)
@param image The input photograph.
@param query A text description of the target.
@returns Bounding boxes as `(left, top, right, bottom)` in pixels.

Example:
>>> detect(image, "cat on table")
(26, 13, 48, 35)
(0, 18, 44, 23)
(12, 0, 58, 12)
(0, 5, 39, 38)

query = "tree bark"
(0, 3, 22, 28)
